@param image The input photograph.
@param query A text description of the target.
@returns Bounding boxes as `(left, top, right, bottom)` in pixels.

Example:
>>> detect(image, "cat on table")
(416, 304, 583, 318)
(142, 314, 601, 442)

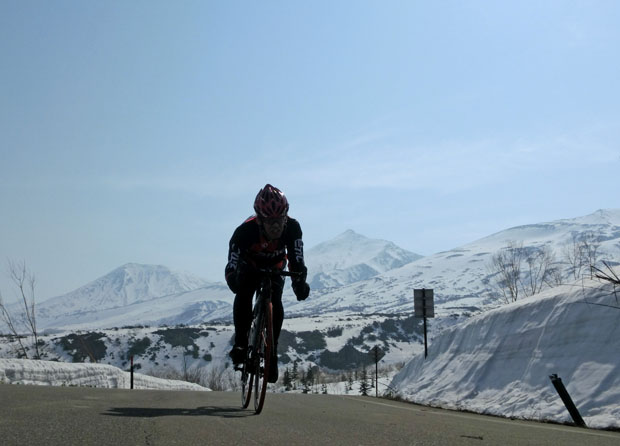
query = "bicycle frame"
(240, 268, 302, 414)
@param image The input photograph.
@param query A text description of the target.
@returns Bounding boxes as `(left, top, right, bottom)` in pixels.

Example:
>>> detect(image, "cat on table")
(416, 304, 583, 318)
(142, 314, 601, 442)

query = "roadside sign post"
(414, 289, 435, 358)
(368, 346, 384, 397)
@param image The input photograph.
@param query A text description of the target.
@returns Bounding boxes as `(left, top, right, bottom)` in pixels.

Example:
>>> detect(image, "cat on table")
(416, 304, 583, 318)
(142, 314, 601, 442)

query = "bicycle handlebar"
(256, 267, 304, 278)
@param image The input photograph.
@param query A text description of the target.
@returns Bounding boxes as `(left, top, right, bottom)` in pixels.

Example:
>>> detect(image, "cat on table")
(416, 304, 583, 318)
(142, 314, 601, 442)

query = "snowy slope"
(305, 230, 422, 289)
(390, 272, 620, 429)
(39, 285, 233, 332)
(284, 209, 620, 318)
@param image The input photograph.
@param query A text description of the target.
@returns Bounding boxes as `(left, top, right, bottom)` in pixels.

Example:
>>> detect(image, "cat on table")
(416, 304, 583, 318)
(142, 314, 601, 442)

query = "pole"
(130, 355, 134, 390)
(375, 347, 379, 398)
(423, 317, 428, 358)
(423, 289, 428, 359)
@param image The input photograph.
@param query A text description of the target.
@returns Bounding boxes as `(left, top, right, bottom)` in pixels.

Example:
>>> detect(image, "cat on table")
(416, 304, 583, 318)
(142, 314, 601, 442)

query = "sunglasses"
(259, 216, 287, 227)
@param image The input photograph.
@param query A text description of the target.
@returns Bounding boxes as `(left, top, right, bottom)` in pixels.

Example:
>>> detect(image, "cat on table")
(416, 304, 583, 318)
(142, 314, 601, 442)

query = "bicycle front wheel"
(240, 350, 253, 409)
(253, 301, 273, 414)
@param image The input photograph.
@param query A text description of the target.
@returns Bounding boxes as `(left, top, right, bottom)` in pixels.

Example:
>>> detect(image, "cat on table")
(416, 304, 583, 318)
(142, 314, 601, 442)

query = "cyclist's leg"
(271, 275, 285, 346)
(266, 275, 285, 383)
(231, 281, 260, 364)
(232, 289, 253, 347)
(233, 269, 261, 343)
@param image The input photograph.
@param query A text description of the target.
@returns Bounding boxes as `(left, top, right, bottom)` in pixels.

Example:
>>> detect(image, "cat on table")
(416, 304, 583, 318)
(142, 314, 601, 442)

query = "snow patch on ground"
(0, 358, 209, 391)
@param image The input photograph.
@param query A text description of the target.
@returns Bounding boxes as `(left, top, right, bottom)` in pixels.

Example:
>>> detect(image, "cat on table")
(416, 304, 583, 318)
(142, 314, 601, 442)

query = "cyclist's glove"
(293, 281, 310, 301)
(291, 265, 308, 284)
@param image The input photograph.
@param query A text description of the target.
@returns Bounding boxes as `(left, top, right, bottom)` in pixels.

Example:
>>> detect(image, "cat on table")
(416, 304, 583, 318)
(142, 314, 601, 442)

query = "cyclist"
(225, 184, 310, 383)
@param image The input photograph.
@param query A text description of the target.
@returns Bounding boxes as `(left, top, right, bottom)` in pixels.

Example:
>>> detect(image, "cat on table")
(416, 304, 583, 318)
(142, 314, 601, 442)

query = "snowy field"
(0, 358, 208, 391)
(391, 275, 620, 429)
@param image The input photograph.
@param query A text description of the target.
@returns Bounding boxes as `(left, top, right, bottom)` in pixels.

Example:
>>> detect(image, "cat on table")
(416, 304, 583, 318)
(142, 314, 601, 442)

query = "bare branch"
(0, 289, 29, 358)
(488, 242, 563, 303)
(7, 260, 40, 359)
(489, 241, 524, 303)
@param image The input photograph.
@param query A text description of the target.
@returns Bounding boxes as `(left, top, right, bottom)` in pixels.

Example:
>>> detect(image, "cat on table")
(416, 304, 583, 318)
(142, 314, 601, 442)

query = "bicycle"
(236, 267, 302, 414)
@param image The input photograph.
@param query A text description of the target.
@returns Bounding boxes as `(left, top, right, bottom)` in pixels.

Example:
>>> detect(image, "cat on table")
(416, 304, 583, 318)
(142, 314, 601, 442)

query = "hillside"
(283, 208, 620, 318)
(390, 270, 620, 429)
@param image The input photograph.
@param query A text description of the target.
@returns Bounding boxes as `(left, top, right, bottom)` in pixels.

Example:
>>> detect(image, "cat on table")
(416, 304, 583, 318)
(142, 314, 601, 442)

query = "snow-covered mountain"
(29, 209, 620, 333)
(305, 230, 423, 289)
(36, 263, 232, 331)
(40, 263, 209, 312)
(34, 232, 422, 331)
(283, 208, 620, 318)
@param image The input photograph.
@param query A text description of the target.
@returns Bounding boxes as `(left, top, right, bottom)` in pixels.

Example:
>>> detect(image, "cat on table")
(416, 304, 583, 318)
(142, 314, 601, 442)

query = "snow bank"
(391, 278, 620, 429)
(0, 358, 209, 391)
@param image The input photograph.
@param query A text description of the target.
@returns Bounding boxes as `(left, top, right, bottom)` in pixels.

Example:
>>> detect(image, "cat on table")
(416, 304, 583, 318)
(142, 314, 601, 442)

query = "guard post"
(414, 289, 435, 358)
(549, 374, 586, 427)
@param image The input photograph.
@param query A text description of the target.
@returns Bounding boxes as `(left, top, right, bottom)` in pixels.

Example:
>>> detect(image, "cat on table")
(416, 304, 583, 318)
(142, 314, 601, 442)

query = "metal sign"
(414, 288, 435, 318)
(368, 345, 385, 362)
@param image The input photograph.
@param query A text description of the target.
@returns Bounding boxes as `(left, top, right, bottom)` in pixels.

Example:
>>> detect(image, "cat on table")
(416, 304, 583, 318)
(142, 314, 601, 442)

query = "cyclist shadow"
(103, 406, 253, 419)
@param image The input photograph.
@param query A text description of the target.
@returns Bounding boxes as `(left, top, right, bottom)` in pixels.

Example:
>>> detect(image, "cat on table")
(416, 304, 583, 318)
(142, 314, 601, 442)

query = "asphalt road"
(1, 384, 619, 445)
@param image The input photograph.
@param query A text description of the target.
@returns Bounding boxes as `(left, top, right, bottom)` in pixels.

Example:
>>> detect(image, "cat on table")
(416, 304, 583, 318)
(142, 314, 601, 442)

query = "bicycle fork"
(247, 304, 264, 365)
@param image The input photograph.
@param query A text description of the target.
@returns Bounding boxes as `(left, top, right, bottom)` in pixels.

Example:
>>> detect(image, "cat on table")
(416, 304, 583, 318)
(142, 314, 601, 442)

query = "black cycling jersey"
(225, 216, 306, 287)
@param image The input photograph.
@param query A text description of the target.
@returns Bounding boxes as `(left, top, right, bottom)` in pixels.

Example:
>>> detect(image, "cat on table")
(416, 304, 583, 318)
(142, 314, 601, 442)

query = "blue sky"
(1, 1, 620, 300)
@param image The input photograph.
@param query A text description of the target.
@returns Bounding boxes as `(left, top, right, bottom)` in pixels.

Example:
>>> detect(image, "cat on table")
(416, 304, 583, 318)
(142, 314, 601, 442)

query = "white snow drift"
(0, 358, 208, 391)
(391, 274, 620, 429)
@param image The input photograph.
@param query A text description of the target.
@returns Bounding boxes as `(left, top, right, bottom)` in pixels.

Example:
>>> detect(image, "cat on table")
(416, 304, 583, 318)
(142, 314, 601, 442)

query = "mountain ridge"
(32, 208, 620, 331)
(282, 207, 620, 318)
(306, 229, 423, 289)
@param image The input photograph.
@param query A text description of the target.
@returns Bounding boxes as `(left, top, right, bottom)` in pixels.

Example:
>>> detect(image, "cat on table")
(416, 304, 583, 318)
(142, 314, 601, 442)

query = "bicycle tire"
(241, 349, 253, 409)
(253, 301, 273, 414)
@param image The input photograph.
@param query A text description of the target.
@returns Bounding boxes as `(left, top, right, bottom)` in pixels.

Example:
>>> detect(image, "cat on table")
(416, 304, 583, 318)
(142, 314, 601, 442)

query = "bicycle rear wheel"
(253, 301, 273, 414)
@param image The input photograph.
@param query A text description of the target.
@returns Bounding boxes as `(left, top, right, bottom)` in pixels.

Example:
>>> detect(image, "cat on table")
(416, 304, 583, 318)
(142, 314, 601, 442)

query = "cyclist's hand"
(293, 281, 310, 301)
(291, 265, 308, 284)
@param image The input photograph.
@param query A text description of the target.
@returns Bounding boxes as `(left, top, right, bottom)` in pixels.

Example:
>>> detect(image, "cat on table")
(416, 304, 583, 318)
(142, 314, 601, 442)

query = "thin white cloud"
(100, 125, 620, 199)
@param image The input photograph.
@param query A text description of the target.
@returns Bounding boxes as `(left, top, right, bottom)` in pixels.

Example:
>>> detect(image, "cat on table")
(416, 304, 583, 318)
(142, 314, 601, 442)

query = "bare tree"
(523, 245, 557, 296)
(563, 232, 601, 280)
(0, 290, 29, 358)
(9, 260, 40, 359)
(563, 233, 584, 280)
(545, 263, 564, 288)
(489, 242, 560, 303)
(581, 261, 620, 311)
(489, 241, 525, 303)
(0, 261, 40, 359)
(581, 232, 601, 277)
